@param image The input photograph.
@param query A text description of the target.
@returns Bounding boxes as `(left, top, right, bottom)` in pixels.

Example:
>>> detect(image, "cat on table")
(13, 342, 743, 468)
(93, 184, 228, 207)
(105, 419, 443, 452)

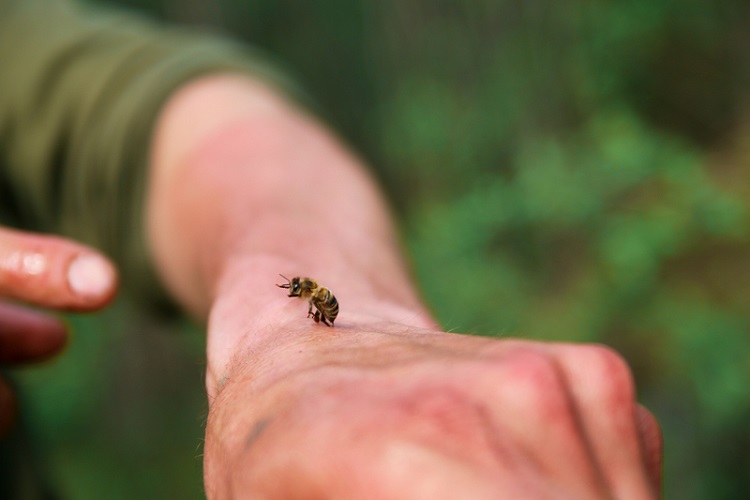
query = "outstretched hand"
(204, 323, 662, 499)
(145, 75, 663, 498)
(200, 263, 662, 499)
(0, 226, 117, 436)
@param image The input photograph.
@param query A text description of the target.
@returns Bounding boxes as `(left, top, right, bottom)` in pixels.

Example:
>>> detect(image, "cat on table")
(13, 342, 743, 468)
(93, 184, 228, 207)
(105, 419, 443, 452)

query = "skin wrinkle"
(469, 347, 610, 499)
(547, 344, 655, 499)
(472, 402, 517, 472)
(213, 334, 636, 494)
(220, 358, 562, 499)
(471, 402, 569, 499)
(206, 246, 420, 359)
(203, 325, 659, 497)
(391, 385, 503, 467)
(545, 353, 611, 493)
(226, 336, 477, 435)
(206, 272, 442, 399)
(209, 332, 442, 441)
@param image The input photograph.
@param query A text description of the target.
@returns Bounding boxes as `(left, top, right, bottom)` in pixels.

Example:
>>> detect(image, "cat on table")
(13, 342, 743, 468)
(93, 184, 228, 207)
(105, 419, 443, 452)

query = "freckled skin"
(277, 275, 338, 326)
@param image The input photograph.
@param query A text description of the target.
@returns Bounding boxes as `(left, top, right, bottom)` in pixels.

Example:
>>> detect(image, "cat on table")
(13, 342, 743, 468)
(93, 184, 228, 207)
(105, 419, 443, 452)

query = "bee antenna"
(277, 274, 291, 288)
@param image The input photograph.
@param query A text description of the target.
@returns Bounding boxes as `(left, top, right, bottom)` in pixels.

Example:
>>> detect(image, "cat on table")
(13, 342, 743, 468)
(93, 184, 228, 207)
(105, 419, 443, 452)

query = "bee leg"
(307, 303, 314, 318)
(313, 310, 321, 323)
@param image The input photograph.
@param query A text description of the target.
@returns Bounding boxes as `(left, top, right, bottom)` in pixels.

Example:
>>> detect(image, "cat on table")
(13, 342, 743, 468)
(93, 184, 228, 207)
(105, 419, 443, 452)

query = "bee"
(276, 275, 339, 326)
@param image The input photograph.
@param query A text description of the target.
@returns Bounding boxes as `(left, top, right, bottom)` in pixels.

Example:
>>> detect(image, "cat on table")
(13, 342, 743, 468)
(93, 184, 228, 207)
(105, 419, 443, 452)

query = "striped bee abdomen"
(277, 275, 339, 327)
(314, 287, 339, 326)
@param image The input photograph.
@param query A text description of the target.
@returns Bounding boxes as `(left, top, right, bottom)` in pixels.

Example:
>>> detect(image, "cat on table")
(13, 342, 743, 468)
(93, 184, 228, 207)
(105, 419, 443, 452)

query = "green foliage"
(8, 305, 206, 499)
(12, 0, 750, 498)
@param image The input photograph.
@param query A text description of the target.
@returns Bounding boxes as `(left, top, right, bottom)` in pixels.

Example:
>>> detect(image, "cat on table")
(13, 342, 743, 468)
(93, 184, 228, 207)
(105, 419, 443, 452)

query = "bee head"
(277, 274, 302, 297)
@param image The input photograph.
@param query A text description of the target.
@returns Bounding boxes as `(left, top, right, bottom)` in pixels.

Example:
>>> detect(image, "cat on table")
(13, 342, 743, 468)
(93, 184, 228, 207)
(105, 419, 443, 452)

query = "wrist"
(205, 253, 438, 398)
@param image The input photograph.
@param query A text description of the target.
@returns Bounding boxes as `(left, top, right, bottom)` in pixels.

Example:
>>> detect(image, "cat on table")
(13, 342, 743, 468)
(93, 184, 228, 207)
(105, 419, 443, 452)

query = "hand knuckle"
(580, 344, 636, 403)
(496, 348, 567, 413)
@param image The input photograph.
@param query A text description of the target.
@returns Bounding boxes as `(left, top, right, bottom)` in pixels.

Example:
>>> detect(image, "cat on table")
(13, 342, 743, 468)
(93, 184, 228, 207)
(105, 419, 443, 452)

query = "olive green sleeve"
(0, 0, 309, 310)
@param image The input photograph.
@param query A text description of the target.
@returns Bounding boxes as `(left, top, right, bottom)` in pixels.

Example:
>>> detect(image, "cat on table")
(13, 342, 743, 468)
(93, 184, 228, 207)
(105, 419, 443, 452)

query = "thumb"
(0, 227, 118, 311)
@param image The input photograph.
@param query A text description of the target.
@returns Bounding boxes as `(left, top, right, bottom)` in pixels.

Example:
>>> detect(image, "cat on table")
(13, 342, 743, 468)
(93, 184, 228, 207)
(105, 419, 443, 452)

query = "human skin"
(146, 75, 663, 499)
(0, 226, 661, 499)
(0, 229, 117, 434)
(0, 73, 663, 499)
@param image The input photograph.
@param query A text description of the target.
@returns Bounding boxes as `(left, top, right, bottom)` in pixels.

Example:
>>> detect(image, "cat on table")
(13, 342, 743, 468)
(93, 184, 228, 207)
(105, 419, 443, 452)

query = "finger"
(550, 344, 658, 499)
(473, 347, 610, 498)
(0, 378, 16, 436)
(0, 302, 68, 364)
(0, 227, 117, 311)
(636, 404, 663, 493)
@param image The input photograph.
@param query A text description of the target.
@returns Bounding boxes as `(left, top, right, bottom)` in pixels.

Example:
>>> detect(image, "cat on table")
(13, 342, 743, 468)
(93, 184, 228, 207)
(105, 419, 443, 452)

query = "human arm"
(147, 75, 663, 498)
(0, 0, 662, 495)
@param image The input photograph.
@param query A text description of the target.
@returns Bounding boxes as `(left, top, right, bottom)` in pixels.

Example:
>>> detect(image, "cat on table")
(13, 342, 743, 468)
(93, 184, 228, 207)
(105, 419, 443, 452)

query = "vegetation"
(7, 0, 750, 498)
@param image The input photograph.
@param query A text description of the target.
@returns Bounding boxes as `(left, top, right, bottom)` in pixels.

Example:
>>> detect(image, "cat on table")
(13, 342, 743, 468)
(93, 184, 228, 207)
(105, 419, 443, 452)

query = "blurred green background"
(6, 0, 750, 498)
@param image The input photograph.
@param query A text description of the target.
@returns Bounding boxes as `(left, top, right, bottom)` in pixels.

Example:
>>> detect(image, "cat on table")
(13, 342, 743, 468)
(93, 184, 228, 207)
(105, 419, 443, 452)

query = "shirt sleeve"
(0, 0, 310, 310)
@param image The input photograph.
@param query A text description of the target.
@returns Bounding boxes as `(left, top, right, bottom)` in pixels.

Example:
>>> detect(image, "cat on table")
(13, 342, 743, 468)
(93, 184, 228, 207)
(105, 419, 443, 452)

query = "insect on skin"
(276, 275, 339, 326)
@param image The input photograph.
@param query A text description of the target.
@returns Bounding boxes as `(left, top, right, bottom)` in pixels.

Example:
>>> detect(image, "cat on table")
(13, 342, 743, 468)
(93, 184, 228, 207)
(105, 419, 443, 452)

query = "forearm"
(145, 76, 662, 499)
(146, 75, 436, 390)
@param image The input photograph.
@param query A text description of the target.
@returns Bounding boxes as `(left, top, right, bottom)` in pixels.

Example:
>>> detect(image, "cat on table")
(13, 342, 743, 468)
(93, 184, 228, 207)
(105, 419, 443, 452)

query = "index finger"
(0, 227, 118, 311)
